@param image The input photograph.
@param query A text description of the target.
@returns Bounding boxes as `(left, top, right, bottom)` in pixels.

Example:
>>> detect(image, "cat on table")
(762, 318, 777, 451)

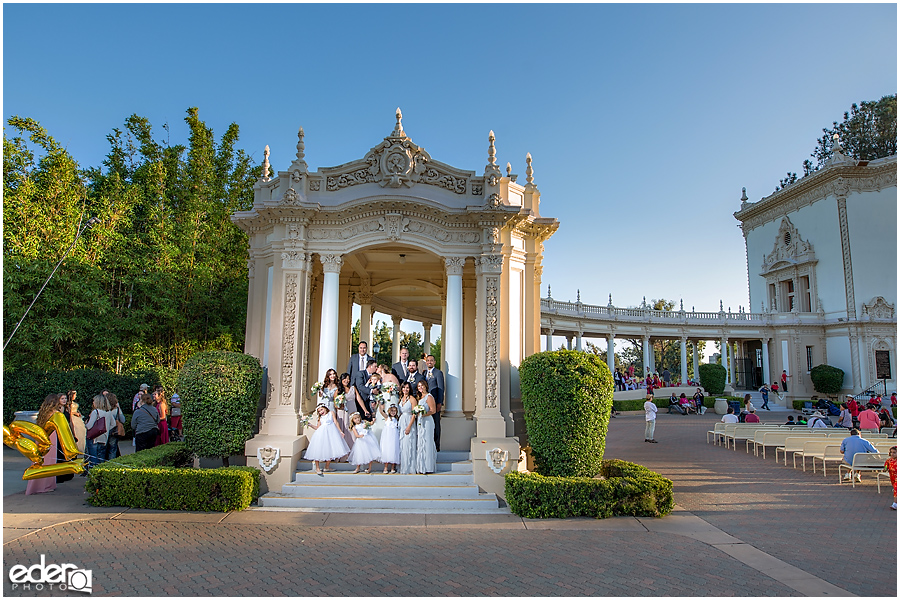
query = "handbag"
(115, 408, 126, 437)
(85, 410, 107, 440)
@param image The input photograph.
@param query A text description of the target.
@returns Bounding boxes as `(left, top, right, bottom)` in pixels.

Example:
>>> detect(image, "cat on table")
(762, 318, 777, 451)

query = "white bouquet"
(299, 412, 317, 428)
(382, 382, 398, 395)
(412, 404, 427, 417)
(310, 381, 323, 395)
(334, 393, 346, 409)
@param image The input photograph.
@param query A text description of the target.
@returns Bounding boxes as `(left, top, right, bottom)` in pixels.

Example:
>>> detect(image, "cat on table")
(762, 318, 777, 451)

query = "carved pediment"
(864, 297, 895, 320)
(318, 109, 473, 194)
(761, 217, 816, 274)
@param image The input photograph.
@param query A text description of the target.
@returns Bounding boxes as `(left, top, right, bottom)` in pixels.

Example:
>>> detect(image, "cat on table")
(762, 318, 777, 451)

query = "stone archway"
(231, 110, 558, 496)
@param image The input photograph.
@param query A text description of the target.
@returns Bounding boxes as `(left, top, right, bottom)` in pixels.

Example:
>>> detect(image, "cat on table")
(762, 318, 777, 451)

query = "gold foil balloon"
(3, 412, 85, 479)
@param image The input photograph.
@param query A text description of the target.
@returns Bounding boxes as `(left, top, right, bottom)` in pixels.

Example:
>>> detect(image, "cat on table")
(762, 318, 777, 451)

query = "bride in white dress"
(415, 380, 437, 474)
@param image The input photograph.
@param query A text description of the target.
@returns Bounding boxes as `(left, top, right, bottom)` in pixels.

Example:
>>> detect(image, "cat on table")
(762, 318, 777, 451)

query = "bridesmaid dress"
(336, 387, 356, 457)
(416, 394, 437, 474)
(398, 398, 418, 474)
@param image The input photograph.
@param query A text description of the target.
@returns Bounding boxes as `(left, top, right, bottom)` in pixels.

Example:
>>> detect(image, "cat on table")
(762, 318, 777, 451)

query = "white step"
(295, 460, 472, 474)
(260, 495, 502, 511)
(291, 472, 475, 486)
(280, 483, 485, 499)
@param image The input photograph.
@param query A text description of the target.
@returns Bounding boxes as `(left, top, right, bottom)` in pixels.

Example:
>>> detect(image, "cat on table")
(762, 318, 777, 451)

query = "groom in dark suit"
(425, 355, 445, 452)
(348, 341, 374, 381)
(392, 347, 410, 383)
(353, 359, 378, 421)
(404, 359, 425, 391)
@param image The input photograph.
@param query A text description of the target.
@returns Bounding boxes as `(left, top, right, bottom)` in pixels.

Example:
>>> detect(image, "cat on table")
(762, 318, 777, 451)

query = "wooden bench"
(751, 429, 822, 459)
(776, 435, 828, 466)
(797, 439, 841, 471)
(811, 444, 844, 476)
(838, 452, 889, 487)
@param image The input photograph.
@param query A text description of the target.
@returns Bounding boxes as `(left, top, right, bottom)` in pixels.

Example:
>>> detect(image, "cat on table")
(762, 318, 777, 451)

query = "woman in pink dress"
(154, 390, 170, 445)
(25, 394, 63, 495)
(858, 404, 881, 431)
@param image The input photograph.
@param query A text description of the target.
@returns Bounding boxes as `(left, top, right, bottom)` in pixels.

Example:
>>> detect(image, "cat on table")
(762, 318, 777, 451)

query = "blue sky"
(3, 3, 897, 346)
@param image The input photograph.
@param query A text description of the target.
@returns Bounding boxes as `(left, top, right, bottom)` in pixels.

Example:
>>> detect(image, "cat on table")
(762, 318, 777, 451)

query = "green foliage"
(519, 350, 613, 477)
(399, 331, 423, 361)
(178, 351, 263, 460)
(809, 364, 845, 395)
(86, 443, 260, 511)
(429, 336, 442, 367)
(505, 460, 675, 519)
(3, 109, 258, 373)
(3, 365, 176, 425)
(698, 363, 727, 395)
(612, 398, 669, 412)
(371, 321, 393, 366)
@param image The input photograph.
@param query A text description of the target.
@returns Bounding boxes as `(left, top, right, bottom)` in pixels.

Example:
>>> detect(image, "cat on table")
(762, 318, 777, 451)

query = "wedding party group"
(301, 342, 445, 476)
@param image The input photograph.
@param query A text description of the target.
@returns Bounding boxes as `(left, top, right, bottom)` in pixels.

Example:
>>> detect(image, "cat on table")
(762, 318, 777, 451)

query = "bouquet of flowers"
(363, 420, 373, 430)
(382, 382, 398, 395)
(310, 381, 324, 395)
(334, 393, 346, 409)
(299, 412, 317, 428)
(412, 404, 427, 417)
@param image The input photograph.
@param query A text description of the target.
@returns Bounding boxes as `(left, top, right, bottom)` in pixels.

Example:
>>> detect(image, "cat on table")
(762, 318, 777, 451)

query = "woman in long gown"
(415, 380, 437, 474)
(26, 394, 63, 495)
(397, 382, 418, 474)
(337, 373, 356, 458)
(318, 369, 340, 412)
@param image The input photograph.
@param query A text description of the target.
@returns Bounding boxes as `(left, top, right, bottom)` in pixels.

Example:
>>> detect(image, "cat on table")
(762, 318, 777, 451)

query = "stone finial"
(392, 108, 405, 137)
(692, 306, 695, 313)
(296, 127, 305, 162)
(547, 284, 552, 298)
(642, 296, 647, 308)
(720, 300, 724, 311)
(576, 289, 581, 303)
(487, 130, 497, 166)
(680, 299, 684, 311)
(525, 152, 534, 185)
(833, 132, 841, 153)
(740, 187, 748, 204)
(608, 293, 613, 306)
(506, 162, 512, 177)
(261, 145, 270, 181)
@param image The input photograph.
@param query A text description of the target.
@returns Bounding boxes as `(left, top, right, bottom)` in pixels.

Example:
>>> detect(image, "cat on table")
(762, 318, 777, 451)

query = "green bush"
(505, 460, 674, 519)
(3, 365, 177, 425)
(698, 363, 727, 394)
(178, 351, 263, 463)
(519, 350, 613, 477)
(809, 364, 845, 396)
(86, 442, 260, 511)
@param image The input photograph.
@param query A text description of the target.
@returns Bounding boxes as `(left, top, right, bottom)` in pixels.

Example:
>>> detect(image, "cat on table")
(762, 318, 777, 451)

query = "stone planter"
(714, 398, 729, 415)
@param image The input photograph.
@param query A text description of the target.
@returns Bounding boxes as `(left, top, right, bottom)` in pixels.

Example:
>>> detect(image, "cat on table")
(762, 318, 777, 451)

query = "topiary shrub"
(505, 460, 674, 519)
(698, 363, 727, 395)
(810, 364, 845, 397)
(519, 350, 613, 478)
(178, 351, 263, 466)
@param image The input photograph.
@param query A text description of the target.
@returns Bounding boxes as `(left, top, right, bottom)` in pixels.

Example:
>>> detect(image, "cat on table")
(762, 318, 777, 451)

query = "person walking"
(644, 397, 658, 443)
(758, 384, 770, 410)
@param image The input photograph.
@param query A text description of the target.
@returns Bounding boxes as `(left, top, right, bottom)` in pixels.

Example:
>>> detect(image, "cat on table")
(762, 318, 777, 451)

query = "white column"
(721, 337, 729, 384)
(392, 315, 402, 364)
(642, 336, 650, 375)
(761, 338, 771, 388)
(444, 257, 465, 417)
(730, 343, 737, 387)
(692, 341, 700, 383)
(546, 329, 554, 351)
(423, 322, 432, 356)
(358, 294, 372, 348)
(606, 333, 615, 377)
(576, 330, 583, 351)
(317, 254, 342, 377)
(649, 340, 656, 373)
(680, 336, 688, 385)
(566, 335, 573, 351)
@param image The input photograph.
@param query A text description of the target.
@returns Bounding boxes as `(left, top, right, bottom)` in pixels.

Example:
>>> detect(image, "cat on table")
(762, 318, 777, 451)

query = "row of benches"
(706, 423, 896, 490)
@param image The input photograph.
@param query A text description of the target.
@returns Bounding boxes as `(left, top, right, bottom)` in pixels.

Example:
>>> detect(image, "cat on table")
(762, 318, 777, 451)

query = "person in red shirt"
(781, 370, 790, 392)
(891, 393, 897, 407)
(744, 410, 761, 423)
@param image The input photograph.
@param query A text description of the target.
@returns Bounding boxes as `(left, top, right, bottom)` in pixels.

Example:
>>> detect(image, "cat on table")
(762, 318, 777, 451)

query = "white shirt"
(721, 414, 739, 423)
(644, 400, 658, 421)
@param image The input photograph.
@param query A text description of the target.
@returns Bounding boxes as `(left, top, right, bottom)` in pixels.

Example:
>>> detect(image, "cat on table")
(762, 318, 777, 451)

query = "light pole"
(4, 216, 101, 350)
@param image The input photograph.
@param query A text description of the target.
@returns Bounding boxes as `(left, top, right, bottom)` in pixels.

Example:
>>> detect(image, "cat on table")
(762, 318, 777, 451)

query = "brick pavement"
(604, 411, 897, 597)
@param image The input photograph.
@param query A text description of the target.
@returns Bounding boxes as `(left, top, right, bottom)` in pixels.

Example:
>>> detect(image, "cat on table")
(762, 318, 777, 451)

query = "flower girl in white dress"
(348, 412, 381, 474)
(378, 404, 401, 473)
(304, 404, 350, 475)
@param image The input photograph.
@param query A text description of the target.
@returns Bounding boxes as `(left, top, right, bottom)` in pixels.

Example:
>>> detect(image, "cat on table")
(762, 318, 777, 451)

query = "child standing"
(885, 446, 897, 511)
(348, 412, 381, 474)
(305, 404, 350, 475)
(379, 404, 401, 473)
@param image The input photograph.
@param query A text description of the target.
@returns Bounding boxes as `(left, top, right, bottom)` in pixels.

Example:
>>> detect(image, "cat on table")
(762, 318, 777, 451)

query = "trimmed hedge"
(698, 363, 727, 395)
(519, 350, 613, 477)
(505, 460, 674, 519)
(810, 364, 845, 396)
(614, 395, 743, 411)
(86, 443, 260, 511)
(2, 365, 176, 425)
(178, 351, 263, 462)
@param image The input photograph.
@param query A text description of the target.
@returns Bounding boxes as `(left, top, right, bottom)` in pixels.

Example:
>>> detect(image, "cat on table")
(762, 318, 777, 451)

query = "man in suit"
(404, 359, 425, 391)
(392, 347, 410, 383)
(425, 354, 445, 452)
(348, 341, 374, 381)
(353, 359, 378, 421)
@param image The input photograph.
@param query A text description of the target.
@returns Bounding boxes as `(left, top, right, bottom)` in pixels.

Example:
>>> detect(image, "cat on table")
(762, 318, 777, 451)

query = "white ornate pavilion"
(232, 110, 557, 494)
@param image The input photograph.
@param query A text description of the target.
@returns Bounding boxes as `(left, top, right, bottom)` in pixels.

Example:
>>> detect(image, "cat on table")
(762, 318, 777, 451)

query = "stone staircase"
(258, 451, 509, 513)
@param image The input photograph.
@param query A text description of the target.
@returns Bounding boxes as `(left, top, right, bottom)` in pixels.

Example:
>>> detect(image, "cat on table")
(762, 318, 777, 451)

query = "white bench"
(838, 452, 889, 487)
(752, 429, 821, 459)
(727, 424, 780, 451)
(811, 444, 844, 476)
(776, 435, 828, 466)
(797, 439, 841, 472)
(707, 423, 726, 445)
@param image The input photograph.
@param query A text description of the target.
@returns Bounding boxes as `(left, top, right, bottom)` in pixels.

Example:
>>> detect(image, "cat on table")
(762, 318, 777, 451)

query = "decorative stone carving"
(445, 257, 466, 276)
(487, 193, 502, 208)
(836, 196, 856, 320)
(485, 448, 509, 474)
(405, 220, 480, 244)
(485, 227, 500, 245)
(309, 179, 321, 191)
(257, 445, 281, 473)
(281, 274, 298, 406)
(864, 297, 895, 320)
(472, 183, 484, 196)
(478, 253, 503, 274)
(319, 254, 343, 273)
(280, 187, 301, 206)
(761, 217, 816, 274)
(378, 213, 411, 241)
(282, 251, 308, 270)
(247, 258, 255, 279)
(484, 275, 500, 409)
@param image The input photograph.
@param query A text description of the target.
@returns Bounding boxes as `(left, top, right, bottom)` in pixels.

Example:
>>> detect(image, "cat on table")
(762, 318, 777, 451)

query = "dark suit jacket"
(402, 371, 425, 393)
(392, 361, 409, 383)
(352, 369, 375, 418)
(425, 367, 445, 405)
(348, 353, 374, 380)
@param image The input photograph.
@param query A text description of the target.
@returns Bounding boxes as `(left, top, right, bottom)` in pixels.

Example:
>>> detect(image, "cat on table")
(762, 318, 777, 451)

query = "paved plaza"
(3, 411, 897, 597)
